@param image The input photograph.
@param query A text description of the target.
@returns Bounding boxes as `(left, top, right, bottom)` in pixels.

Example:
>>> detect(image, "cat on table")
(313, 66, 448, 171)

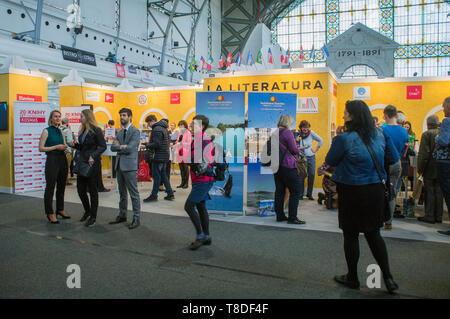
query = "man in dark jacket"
(417, 115, 443, 224)
(143, 115, 175, 202)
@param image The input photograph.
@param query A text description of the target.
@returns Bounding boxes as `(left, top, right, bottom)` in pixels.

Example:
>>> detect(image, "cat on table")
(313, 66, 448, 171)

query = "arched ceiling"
(221, 0, 300, 57)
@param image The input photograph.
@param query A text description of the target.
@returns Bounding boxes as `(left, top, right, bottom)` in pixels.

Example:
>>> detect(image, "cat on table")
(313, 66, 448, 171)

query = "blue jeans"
(299, 155, 316, 197)
(436, 160, 450, 213)
(151, 161, 174, 197)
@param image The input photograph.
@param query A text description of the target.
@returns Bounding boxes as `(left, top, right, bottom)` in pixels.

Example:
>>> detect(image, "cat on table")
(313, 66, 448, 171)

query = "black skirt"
(337, 182, 385, 233)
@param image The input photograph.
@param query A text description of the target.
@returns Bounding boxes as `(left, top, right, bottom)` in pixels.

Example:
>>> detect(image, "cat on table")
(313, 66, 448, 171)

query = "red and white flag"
(226, 52, 232, 66)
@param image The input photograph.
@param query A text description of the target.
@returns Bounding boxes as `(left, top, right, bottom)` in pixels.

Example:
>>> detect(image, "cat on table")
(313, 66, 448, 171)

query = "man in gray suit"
(109, 108, 141, 229)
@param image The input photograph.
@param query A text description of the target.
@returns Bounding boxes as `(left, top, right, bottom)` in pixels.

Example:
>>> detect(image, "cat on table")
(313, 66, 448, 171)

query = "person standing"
(96, 127, 110, 193)
(417, 115, 443, 224)
(435, 97, 450, 236)
(143, 116, 175, 202)
(71, 109, 107, 227)
(38, 110, 70, 224)
(175, 120, 191, 189)
(296, 120, 323, 200)
(274, 115, 305, 225)
(381, 105, 409, 229)
(325, 100, 399, 294)
(184, 115, 215, 250)
(109, 108, 142, 229)
(60, 118, 74, 186)
(169, 122, 179, 174)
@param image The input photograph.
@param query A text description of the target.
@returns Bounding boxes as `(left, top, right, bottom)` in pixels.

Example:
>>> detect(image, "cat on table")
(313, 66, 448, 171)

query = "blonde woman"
(273, 114, 305, 225)
(70, 109, 106, 227)
(39, 110, 69, 224)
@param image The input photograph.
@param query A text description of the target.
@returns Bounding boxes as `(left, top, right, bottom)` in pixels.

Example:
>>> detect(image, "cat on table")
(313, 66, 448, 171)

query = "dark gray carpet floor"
(0, 193, 449, 299)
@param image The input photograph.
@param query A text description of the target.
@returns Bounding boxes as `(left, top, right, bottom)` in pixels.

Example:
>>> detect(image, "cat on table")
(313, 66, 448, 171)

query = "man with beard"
(109, 108, 141, 229)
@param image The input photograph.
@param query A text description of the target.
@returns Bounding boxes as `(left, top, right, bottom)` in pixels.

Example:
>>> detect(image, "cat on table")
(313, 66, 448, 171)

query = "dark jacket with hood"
(146, 120, 170, 162)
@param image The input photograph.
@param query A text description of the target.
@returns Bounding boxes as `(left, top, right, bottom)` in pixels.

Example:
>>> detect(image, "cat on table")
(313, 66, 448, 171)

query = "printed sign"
(138, 94, 148, 105)
(61, 45, 96, 66)
(85, 91, 100, 102)
(16, 94, 42, 102)
(353, 86, 370, 100)
(116, 64, 126, 78)
(297, 97, 319, 113)
(105, 93, 114, 103)
(170, 93, 180, 104)
(141, 70, 156, 84)
(60, 106, 91, 138)
(128, 65, 137, 74)
(14, 102, 57, 193)
(406, 85, 422, 99)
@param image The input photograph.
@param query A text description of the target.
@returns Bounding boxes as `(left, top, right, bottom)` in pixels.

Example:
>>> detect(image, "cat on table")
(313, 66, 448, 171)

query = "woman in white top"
(296, 120, 323, 200)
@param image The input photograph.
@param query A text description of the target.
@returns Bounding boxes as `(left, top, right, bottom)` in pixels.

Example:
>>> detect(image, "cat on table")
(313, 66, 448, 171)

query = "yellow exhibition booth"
(0, 67, 449, 193)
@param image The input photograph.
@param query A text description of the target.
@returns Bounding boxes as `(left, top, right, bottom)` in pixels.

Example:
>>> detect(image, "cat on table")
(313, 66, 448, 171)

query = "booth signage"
(16, 94, 42, 102)
(206, 80, 323, 92)
(61, 106, 91, 137)
(138, 94, 148, 105)
(353, 86, 370, 100)
(297, 97, 319, 114)
(14, 102, 57, 193)
(105, 93, 114, 103)
(170, 93, 180, 104)
(407, 86, 422, 99)
(61, 45, 96, 66)
(141, 70, 156, 84)
(128, 65, 137, 74)
(85, 91, 100, 102)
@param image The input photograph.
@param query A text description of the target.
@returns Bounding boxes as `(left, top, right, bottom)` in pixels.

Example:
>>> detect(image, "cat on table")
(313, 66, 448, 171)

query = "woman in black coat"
(70, 109, 107, 227)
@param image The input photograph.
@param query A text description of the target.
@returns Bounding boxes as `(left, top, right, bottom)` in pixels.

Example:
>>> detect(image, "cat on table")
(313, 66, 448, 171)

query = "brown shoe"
(384, 223, 392, 230)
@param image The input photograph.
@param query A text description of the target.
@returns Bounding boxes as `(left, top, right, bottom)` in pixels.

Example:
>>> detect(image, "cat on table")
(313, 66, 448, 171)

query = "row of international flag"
(188, 44, 330, 72)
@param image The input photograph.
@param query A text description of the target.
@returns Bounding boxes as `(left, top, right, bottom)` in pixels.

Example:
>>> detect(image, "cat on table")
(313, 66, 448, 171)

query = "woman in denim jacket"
(325, 100, 400, 294)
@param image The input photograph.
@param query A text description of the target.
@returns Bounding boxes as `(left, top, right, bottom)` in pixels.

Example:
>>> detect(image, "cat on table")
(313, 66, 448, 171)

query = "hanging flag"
(299, 45, 304, 61)
(322, 44, 329, 57)
(310, 44, 315, 61)
(256, 50, 263, 64)
(207, 56, 213, 71)
(219, 53, 224, 68)
(236, 52, 242, 66)
(189, 57, 196, 72)
(200, 56, 205, 71)
(246, 51, 253, 66)
(280, 52, 284, 63)
(285, 49, 290, 64)
(268, 48, 273, 64)
(226, 52, 232, 66)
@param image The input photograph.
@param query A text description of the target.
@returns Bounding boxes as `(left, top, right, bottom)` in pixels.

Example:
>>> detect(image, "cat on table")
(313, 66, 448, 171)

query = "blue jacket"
(325, 129, 400, 185)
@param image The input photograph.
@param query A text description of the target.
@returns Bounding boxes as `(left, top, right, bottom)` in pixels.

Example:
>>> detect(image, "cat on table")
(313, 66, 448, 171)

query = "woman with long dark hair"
(39, 110, 70, 223)
(70, 109, 106, 227)
(325, 100, 400, 294)
(184, 114, 215, 250)
(175, 120, 191, 189)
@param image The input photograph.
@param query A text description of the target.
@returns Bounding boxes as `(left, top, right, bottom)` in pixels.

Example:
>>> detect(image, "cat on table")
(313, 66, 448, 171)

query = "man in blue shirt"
(436, 97, 450, 236)
(381, 105, 409, 229)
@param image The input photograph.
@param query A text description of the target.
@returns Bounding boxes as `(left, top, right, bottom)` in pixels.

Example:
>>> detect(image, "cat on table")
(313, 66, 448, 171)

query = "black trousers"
(274, 166, 301, 220)
(96, 160, 106, 190)
(44, 153, 68, 215)
(184, 199, 209, 236)
(77, 171, 99, 218)
(179, 163, 190, 186)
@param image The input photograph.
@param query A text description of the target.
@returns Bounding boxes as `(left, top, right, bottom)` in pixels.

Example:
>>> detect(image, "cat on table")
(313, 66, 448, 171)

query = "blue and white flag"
(236, 52, 242, 66)
(246, 51, 253, 66)
(322, 44, 330, 57)
(310, 44, 315, 61)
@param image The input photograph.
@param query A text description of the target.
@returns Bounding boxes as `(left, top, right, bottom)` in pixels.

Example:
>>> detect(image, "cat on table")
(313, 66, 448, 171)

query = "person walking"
(175, 120, 191, 189)
(273, 114, 305, 225)
(325, 100, 400, 294)
(435, 97, 450, 236)
(38, 110, 70, 224)
(109, 108, 142, 229)
(143, 115, 175, 202)
(381, 105, 409, 229)
(184, 115, 215, 250)
(71, 109, 107, 227)
(417, 115, 443, 224)
(60, 118, 74, 186)
(296, 120, 323, 200)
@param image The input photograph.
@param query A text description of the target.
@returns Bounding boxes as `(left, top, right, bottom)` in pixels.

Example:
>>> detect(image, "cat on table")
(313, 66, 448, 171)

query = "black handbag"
(73, 151, 94, 178)
(359, 134, 393, 222)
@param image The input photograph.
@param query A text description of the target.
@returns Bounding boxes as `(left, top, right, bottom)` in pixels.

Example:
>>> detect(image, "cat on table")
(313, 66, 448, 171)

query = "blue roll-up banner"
(246, 92, 297, 214)
(195, 91, 246, 212)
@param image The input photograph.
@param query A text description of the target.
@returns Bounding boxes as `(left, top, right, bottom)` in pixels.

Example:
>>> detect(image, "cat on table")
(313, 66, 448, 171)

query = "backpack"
(211, 143, 228, 181)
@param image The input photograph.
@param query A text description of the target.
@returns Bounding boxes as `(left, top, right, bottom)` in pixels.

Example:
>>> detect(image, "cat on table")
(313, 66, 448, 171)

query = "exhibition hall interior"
(0, 0, 449, 301)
